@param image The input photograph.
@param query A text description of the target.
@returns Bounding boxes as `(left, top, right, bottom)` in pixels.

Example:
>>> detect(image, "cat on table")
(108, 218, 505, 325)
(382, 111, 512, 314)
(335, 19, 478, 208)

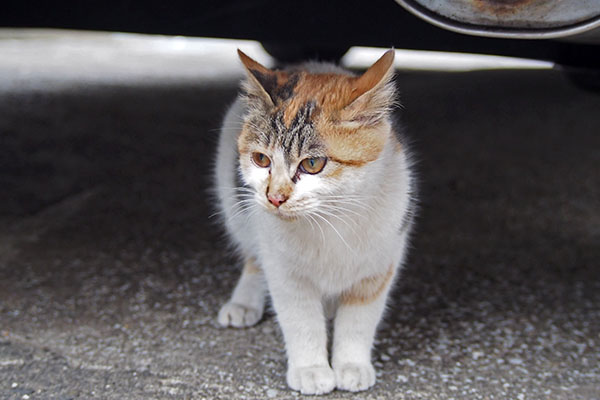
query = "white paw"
(217, 301, 263, 328)
(287, 365, 336, 395)
(334, 362, 376, 392)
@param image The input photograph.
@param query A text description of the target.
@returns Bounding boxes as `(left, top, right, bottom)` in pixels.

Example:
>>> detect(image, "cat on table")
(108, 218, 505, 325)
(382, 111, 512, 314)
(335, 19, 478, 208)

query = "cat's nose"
(267, 193, 288, 208)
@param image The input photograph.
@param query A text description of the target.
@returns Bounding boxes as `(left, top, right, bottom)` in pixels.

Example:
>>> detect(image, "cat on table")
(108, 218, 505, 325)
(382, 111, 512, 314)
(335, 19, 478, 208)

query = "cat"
(214, 49, 415, 395)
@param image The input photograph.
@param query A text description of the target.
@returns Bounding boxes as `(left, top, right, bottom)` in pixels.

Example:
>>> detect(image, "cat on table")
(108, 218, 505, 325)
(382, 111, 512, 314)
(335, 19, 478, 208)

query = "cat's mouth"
(267, 205, 298, 221)
(275, 209, 298, 221)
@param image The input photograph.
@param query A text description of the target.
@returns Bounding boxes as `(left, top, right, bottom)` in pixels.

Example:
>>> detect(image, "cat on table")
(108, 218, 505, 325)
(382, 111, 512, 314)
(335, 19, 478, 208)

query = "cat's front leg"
(332, 264, 396, 392)
(267, 271, 335, 395)
(218, 257, 266, 328)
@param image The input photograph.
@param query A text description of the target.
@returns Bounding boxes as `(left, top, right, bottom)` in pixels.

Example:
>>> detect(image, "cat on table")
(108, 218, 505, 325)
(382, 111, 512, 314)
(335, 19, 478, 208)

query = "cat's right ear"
(238, 50, 276, 107)
(340, 49, 397, 127)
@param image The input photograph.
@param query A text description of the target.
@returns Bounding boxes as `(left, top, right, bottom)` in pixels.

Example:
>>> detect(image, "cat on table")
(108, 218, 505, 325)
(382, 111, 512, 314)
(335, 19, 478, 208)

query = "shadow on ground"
(0, 69, 599, 399)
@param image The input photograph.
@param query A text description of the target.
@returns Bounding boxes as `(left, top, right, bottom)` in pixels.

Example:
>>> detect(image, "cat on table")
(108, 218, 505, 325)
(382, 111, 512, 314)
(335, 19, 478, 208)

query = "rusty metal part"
(395, 0, 600, 39)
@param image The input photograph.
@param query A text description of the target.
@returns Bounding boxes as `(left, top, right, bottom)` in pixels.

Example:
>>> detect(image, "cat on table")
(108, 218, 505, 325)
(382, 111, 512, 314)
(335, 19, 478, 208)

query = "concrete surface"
(1, 31, 599, 400)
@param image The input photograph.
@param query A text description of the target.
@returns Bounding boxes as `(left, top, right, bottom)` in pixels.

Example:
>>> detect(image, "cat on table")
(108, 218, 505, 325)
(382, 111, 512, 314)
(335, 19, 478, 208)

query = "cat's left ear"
(238, 49, 277, 107)
(341, 49, 397, 127)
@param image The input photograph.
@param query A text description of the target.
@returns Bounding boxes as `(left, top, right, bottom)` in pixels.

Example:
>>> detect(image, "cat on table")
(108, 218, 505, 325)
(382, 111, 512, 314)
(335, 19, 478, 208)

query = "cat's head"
(236, 49, 397, 220)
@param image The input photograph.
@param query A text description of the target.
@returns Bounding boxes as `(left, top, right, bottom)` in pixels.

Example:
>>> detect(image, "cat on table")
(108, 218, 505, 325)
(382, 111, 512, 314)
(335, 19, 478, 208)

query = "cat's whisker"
(230, 198, 255, 204)
(242, 205, 261, 224)
(313, 207, 357, 232)
(305, 212, 325, 243)
(311, 212, 354, 253)
(328, 196, 375, 209)
(297, 198, 364, 222)
(227, 210, 254, 225)
(232, 197, 258, 206)
(318, 205, 365, 236)
(302, 213, 316, 233)
(221, 193, 255, 200)
(318, 201, 374, 216)
(315, 209, 363, 249)
(227, 207, 250, 223)
(233, 199, 257, 208)
(229, 194, 256, 201)
(228, 191, 254, 198)
(228, 200, 259, 222)
(318, 211, 360, 236)
(317, 202, 366, 219)
(319, 193, 370, 198)
(223, 191, 256, 200)
(318, 194, 373, 204)
(318, 198, 372, 207)
(218, 186, 255, 193)
(318, 194, 372, 202)
(227, 189, 254, 195)
(208, 210, 224, 219)
(227, 200, 259, 224)
(320, 206, 369, 248)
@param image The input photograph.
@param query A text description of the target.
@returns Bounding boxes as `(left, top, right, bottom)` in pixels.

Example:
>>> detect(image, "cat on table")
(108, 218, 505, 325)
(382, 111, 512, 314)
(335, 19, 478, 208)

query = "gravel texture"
(1, 31, 599, 400)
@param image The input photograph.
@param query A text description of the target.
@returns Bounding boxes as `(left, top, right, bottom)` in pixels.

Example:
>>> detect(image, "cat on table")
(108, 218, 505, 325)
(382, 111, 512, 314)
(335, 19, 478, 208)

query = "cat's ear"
(238, 49, 277, 107)
(341, 49, 397, 127)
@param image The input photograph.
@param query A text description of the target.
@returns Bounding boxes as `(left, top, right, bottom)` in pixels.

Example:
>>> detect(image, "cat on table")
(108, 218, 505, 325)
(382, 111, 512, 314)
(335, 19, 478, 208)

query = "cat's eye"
(299, 157, 327, 174)
(252, 152, 271, 168)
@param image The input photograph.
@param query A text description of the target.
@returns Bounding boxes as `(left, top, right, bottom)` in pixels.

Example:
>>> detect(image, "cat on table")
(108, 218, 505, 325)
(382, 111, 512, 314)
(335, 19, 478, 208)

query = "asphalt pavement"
(1, 31, 599, 400)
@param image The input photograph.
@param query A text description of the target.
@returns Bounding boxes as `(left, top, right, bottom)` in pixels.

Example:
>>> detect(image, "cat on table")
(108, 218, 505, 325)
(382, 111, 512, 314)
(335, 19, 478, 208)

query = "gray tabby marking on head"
(246, 101, 323, 166)
(248, 69, 300, 104)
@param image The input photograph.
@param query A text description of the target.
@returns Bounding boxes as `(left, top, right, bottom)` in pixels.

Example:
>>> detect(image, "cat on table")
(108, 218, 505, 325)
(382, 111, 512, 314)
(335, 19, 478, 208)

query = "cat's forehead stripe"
(270, 102, 322, 164)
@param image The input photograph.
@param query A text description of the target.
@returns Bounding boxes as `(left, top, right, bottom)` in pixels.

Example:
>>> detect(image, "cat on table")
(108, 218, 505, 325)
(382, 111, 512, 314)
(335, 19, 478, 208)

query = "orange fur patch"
(237, 127, 252, 155)
(326, 164, 346, 178)
(267, 181, 293, 200)
(340, 264, 395, 305)
(282, 73, 357, 127)
(243, 257, 261, 275)
(319, 123, 388, 166)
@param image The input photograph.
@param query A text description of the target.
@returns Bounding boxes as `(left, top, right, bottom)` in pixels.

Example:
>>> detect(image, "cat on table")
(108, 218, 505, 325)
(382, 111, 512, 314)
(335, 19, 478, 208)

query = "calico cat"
(214, 49, 415, 395)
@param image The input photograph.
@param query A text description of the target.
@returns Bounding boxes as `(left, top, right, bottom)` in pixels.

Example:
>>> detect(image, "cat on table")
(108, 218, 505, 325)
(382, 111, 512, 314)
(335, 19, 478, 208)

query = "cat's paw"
(287, 365, 336, 395)
(334, 362, 376, 392)
(217, 302, 263, 328)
